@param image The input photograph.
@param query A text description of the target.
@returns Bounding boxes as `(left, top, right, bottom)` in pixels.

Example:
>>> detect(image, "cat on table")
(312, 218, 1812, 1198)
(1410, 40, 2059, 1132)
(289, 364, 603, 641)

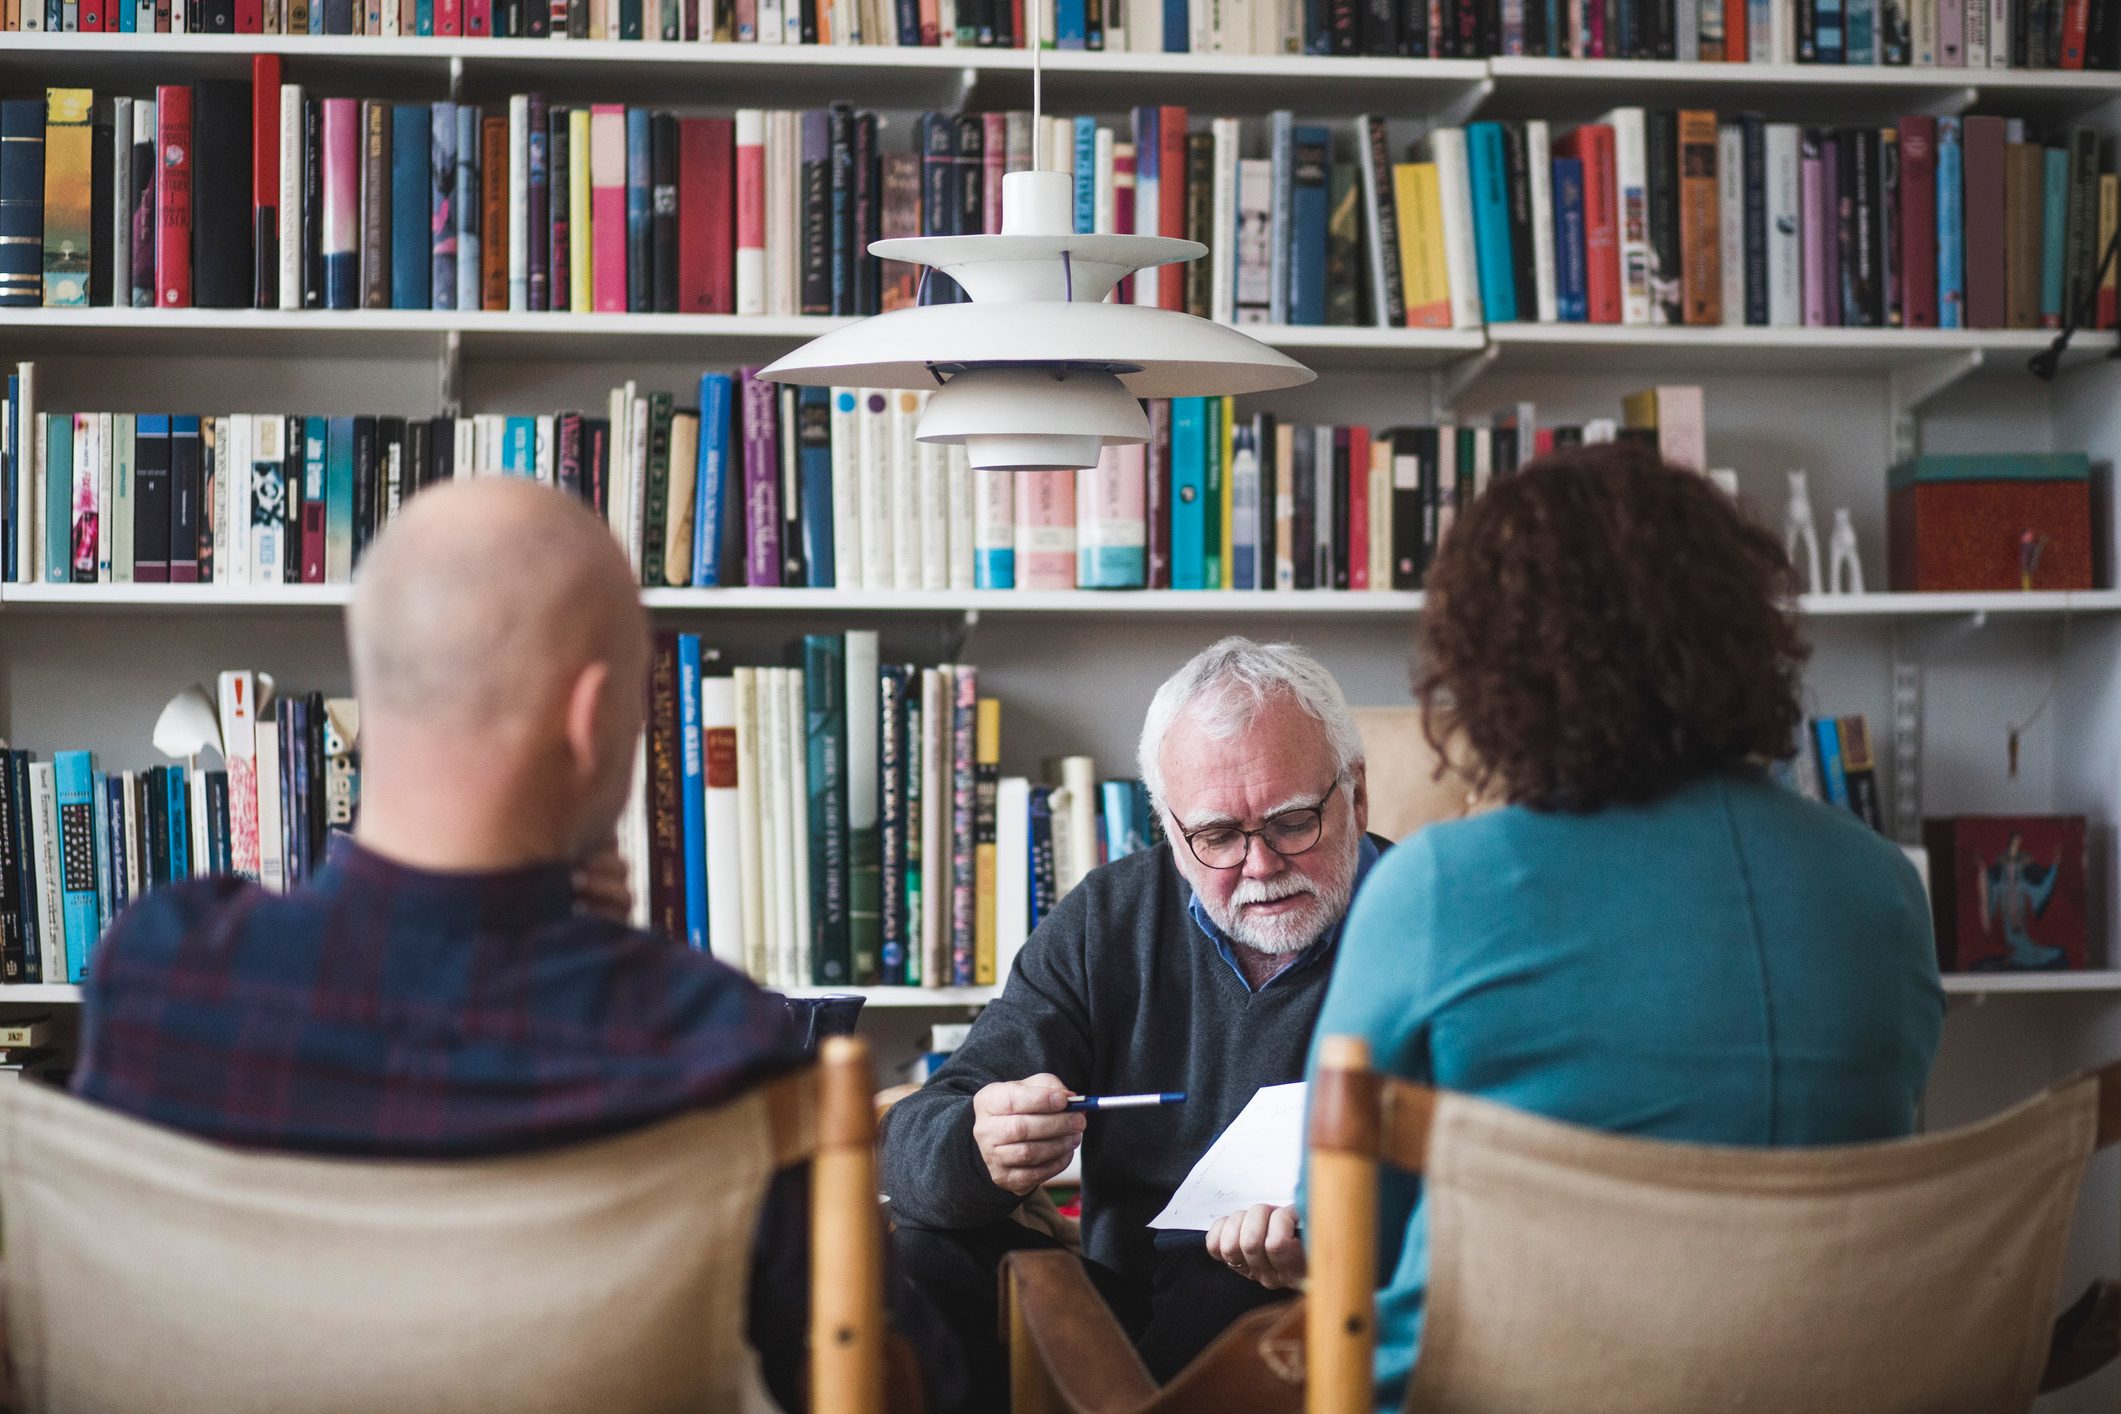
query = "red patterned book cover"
(154, 85, 193, 309)
(676, 116, 733, 314)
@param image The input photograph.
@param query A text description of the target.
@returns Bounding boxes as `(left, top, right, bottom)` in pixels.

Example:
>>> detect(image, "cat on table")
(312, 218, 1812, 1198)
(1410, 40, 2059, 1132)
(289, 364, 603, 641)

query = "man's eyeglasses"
(1179, 783, 1341, 871)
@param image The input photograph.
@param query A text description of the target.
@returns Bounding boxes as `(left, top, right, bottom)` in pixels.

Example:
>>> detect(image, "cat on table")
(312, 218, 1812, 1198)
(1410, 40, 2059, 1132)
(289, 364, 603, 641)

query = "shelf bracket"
(1922, 85, 1981, 118)
(941, 607, 981, 661)
(1435, 76, 1496, 131)
(447, 55, 465, 105)
(1889, 628, 1924, 845)
(1432, 345, 1499, 420)
(439, 329, 462, 418)
(1887, 349, 1983, 464)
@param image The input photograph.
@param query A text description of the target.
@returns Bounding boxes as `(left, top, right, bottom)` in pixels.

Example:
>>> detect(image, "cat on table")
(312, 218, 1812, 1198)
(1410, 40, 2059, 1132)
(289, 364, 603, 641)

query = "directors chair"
(0, 1035, 889, 1414)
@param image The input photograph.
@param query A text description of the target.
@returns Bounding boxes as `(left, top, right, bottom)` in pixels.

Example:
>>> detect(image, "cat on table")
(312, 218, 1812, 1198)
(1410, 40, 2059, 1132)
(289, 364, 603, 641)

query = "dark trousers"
(891, 1219, 1293, 1413)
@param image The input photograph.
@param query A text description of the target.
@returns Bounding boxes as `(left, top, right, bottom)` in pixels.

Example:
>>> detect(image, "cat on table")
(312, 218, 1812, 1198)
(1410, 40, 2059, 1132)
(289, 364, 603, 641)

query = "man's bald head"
(349, 479, 646, 730)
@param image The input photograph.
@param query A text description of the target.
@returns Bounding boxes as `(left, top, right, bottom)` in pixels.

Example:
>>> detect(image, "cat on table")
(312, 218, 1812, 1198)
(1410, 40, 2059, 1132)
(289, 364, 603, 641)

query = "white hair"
(1136, 637, 1364, 806)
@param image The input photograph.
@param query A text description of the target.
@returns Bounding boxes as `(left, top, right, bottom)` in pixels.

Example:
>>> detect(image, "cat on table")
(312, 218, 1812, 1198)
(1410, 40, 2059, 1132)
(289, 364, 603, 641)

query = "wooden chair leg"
(813, 1036, 885, 1414)
(1307, 1036, 1380, 1414)
(1006, 1265, 1069, 1414)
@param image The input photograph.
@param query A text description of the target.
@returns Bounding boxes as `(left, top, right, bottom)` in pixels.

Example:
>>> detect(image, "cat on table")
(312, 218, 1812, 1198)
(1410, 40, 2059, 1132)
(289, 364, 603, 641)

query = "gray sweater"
(879, 839, 1379, 1288)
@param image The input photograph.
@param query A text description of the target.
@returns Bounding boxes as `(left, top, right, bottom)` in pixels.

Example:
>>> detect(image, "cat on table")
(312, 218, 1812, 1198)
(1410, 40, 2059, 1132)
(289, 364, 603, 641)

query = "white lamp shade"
(918, 367, 1150, 471)
(869, 232, 1206, 305)
(756, 300, 1316, 398)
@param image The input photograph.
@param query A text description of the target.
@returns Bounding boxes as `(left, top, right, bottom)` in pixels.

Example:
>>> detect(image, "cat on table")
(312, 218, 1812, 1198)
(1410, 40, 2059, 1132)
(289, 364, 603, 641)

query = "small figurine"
(1784, 470, 1823, 595)
(1827, 508, 1864, 594)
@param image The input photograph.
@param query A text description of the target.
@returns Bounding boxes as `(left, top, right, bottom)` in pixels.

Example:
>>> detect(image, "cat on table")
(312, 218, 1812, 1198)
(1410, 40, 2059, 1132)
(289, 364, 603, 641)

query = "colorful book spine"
(949, 667, 978, 987)
(1553, 155, 1588, 321)
(676, 633, 708, 952)
(52, 750, 97, 983)
(1465, 122, 1519, 323)
(802, 633, 850, 985)
(740, 368, 782, 587)
(691, 372, 734, 587)
(876, 662, 908, 986)
(843, 629, 881, 985)
(41, 90, 92, 309)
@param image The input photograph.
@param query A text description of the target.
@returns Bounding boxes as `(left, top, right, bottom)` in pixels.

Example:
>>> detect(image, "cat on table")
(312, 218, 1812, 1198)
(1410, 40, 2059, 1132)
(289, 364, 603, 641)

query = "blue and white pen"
(1064, 1092, 1188, 1113)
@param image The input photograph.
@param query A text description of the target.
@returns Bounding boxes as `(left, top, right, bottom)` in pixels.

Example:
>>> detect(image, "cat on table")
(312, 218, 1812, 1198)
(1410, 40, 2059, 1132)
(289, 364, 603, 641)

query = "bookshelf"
(3, 38, 2120, 1410)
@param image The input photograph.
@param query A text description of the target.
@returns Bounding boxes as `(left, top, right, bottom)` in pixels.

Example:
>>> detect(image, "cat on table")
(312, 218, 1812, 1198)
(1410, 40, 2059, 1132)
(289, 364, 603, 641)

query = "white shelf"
(1476, 323, 2091, 378)
(1483, 57, 2121, 119)
(0, 985, 83, 1004)
(12, 585, 2121, 618)
(772, 984, 999, 1006)
(1942, 971, 2121, 995)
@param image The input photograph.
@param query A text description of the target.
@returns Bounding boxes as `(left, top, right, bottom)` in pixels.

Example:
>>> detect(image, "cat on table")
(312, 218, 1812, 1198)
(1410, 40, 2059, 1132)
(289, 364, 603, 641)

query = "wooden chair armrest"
(1001, 1250, 1158, 1414)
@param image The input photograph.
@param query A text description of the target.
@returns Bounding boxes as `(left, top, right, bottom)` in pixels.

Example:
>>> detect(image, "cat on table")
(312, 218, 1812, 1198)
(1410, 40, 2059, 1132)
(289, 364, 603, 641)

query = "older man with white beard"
(879, 637, 1384, 1411)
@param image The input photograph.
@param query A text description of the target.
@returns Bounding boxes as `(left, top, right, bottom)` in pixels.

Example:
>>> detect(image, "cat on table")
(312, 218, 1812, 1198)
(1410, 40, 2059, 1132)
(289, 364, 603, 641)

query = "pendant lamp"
(757, 32, 1315, 472)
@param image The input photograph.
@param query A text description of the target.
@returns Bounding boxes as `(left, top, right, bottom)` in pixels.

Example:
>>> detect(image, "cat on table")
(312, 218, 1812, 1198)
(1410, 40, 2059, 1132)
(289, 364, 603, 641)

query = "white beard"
(1201, 841, 1358, 955)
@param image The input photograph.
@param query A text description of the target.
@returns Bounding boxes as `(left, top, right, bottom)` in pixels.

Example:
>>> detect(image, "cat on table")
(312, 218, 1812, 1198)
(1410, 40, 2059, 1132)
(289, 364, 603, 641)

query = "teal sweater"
(1305, 770, 1944, 1413)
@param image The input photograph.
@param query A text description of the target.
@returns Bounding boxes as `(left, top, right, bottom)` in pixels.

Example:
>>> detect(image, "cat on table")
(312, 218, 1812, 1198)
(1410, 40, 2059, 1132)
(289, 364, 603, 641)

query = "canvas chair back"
(1349, 707, 1491, 843)
(0, 1037, 882, 1414)
(1306, 1035, 2121, 1414)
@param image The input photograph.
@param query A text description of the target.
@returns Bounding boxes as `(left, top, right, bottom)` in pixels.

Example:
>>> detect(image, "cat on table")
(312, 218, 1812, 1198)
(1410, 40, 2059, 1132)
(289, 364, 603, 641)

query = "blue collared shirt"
(1186, 835, 1383, 993)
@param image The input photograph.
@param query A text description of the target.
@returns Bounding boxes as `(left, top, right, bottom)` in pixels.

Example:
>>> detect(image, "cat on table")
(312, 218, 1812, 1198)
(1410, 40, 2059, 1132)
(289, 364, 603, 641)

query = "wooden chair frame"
(1304, 1035, 2121, 1414)
(803, 1034, 889, 1414)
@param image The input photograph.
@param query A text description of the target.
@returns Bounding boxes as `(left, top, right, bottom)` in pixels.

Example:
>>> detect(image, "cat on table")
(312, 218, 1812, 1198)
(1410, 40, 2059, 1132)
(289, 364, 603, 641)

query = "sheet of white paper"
(1148, 1082, 1307, 1230)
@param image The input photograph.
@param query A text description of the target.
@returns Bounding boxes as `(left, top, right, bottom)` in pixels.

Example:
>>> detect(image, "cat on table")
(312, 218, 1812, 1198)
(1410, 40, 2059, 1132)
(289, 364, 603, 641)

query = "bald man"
(68, 481, 831, 1403)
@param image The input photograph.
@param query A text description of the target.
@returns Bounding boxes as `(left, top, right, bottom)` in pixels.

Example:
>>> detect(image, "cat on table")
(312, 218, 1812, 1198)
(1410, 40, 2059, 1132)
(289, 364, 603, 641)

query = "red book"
(982, 110, 1007, 235)
(302, 465, 326, 583)
(80, 0, 104, 30)
(2060, 0, 2089, 65)
(252, 55, 281, 311)
(1347, 425, 1370, 591)
(235, 0, 261, 29)
(437, 0, 461, 33)
(1963, 116, 2008, 330)
(1012, 0, 1025, 45)
(1157, 105, 1188, 310)
(1898, 115, 1938, 329)
(1557, 123, 1620, 323)
(917, 0, 937, 42)
(155, 87, 193, 310)
(465, 0, 490, 35)
(1534, 428, 1555, 457)
(676, 116, 734, 314)
(590, 105, 628, 314)
(1723, 0, 1745, 58)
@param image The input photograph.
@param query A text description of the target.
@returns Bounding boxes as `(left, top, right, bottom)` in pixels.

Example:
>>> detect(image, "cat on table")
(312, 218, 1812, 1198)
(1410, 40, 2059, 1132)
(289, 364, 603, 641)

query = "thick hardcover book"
(1900, 115, 1938, 328)
(51, 751, 97, 981)
(1676, 109, 1721, 325)
(802, 634, 850, 984)
(1465, 123, 1518, 322)
(479, 116, 509, 311)
(589, 106, 626, 313)
(429, 103, 456, 310)
(640, 392, 674, 587)
(651, 112, 678, 314)
(132, 100, 157, 307)
(251, 57, 280, 309)
(184, 80, 250, 310)
(2003, 143, 2043, 329)
(1962, 115, 2007, 329)
(843, 630, 881, 985)
(799, 111, 832, 316)
(132, 415, 171, 582)
(646, 633, 683, 945)
(1556, 124, 1620, 323)
(873, 665, 907, 983)
(154, 88, 194, 308)
(1740, 113, 1768, 325)
(1553, 156, 1588, 321)
(453, 105, 479, 314)
(1645, 109, 1683, 325)
(0, 101, 44, 308)
(360, 102, 391, 311)
(834, 108, 866, 317)
(1357, 115, 1409, 327)
(168, 416, 201, 582)
(387, 104, 430, 311)
(1499, 122, 1539, 320)
(625, 109, 652, 314)
(320, 98, 359, 309)
(40, 90, 91, 310)
(739, 369, 782, 587)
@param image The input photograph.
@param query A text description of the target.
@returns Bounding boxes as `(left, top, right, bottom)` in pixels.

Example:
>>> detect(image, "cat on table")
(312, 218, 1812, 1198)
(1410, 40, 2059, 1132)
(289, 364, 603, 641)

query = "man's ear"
(563, 660, 613, 784)
(1347, 762, 1369, 836)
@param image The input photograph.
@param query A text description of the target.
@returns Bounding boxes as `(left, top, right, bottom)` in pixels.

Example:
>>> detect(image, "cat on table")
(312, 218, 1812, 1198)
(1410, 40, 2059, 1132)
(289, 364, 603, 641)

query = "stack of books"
(636, 629, 1156, 990)
(0, 365, 1712, 592)
(2, 0, 2113, 68)
(0, 673, 358, 987)
(1772, 713, 1887, 833)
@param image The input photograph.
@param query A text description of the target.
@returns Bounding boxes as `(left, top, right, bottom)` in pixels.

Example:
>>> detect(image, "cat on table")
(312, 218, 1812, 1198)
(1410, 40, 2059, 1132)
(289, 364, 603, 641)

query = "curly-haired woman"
(1307, 441, 1944, 1412)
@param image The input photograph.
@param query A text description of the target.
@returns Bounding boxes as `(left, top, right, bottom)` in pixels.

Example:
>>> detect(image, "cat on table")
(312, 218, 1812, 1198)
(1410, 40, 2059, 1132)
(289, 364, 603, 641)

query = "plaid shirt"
(74, 837, 803, 1156)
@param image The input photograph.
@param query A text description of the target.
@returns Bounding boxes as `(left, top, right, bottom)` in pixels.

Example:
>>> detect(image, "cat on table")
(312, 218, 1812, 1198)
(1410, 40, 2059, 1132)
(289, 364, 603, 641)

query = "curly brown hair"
(1415, 441, 1809, 812)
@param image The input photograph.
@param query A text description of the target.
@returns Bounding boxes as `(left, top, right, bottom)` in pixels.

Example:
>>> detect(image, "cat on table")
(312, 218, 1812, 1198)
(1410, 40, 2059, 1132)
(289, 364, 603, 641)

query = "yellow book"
(570, 109, 593, 314)
(42, 89, 94, 309)
(1394, 162, 1451, 330)
(1620, 389, 1659, 433)
(973, 697, 1001, 986)
(1219, 396, 1235, 589)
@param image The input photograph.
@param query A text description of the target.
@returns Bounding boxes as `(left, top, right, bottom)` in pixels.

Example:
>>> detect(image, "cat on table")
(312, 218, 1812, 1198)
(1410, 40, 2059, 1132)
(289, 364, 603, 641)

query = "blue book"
(52, 751, 97, 984)
(1748, 0, 1769, 52)
(1465, 123, 1519, 324)
(1812, 718, 1850, 808)
(0, 101, 43, 310)
(1846, 0, 1873, 62)
(1269, 111, 1294, 326)
(1815, 0, 1845, 60)
(2041, 146, 2068, 329)
(1553, 156, 1589, 322)
(90, 768, 111, 938)
(802, 633, 850, 985)
(416, 0, 433, 30)
(796, 386, 835, 588)
(102, 772, 127, 921)
(324, 415, 355, 583)
(1074, 117, 1097, 234)
(1057, 0, 1086, 47)
(1170, 398, 1208, 591)
(676, 634, 708, 952)
(390, 105, 432, 311)
(1289, 124, 1331, 326)
(430, 103, 457, 311)
(975, 453, 1015, 589)
(626, 108, 653, 313)
(1133, 108, 1160, 208)
(1162, 0, 1186, 46)
(691, 372, 735, 586)
(44, 413, 70, 584)
(164, 764, 189, 884)
(1099, 781, 1150, 862)
(894, 0, 919, 45)
(119, 0, 135, 27)
(502, 417, 535, 476)
(454, 105, 480, 312)
(1937, 118, 1964, 328)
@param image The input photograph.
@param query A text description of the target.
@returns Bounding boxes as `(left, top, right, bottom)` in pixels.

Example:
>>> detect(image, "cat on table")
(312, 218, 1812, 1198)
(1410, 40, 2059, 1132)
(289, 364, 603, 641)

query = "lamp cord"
(2028, 214, 2121, 381)
(1030, 0, 1042, 169)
